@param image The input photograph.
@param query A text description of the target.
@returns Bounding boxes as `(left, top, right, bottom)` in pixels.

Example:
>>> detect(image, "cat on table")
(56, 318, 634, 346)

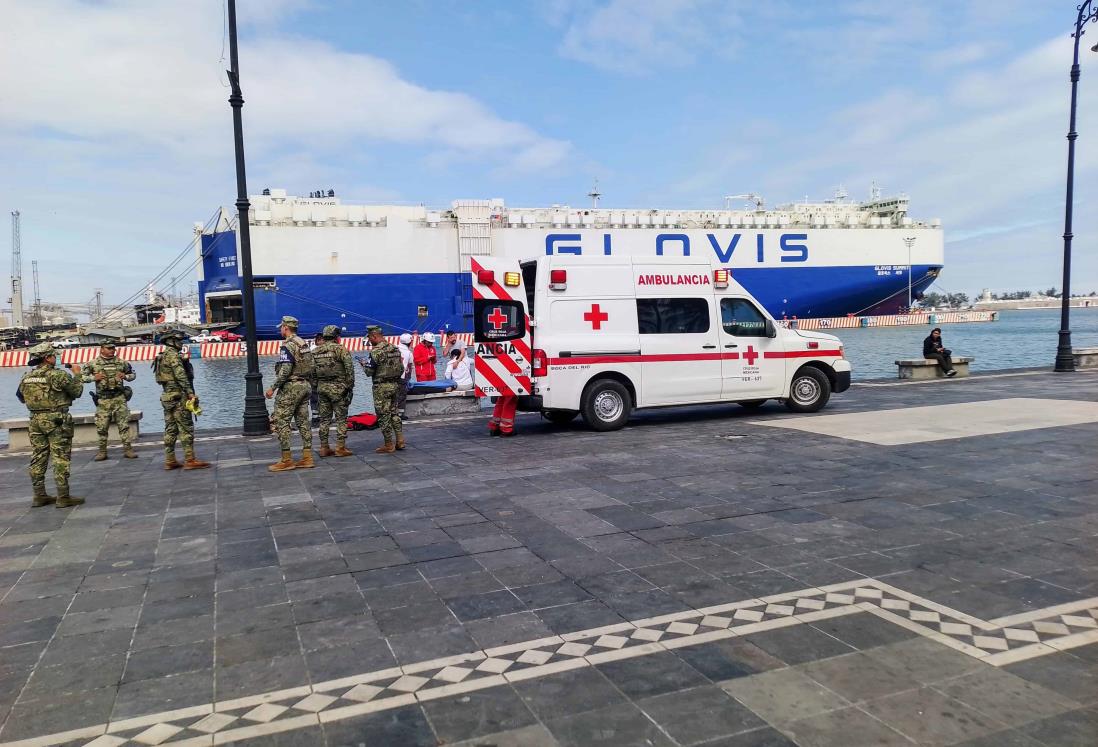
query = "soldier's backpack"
(17, 370, 55, 411)
(374, 345, 404, 381)
(313, 343, 343, 381)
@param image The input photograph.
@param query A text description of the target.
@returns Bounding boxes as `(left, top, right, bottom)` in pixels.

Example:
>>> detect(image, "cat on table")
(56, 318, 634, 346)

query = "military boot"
(165, 453, 182, 470)
(294, 451, 316, 469)
(123, 445, 138, 459)
(55, 489, 85, 508)
(333, 441, 353, 457)
(32, 485, 55, 508)
(318, 444, 334, 458)
(183, 457, 211, 470)
(269, 451, 296, 472)
(395, 435, 406, 451)
(94, 447, 108, 461)
(375, 440, 396, 454)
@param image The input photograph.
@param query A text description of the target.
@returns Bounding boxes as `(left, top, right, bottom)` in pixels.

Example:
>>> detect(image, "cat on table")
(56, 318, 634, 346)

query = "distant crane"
(31, 260, 43, 327)
(9, 211, 23, 328)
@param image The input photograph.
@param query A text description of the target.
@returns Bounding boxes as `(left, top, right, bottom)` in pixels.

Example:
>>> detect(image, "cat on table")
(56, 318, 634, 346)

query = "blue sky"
(2, 0, 1097, 310)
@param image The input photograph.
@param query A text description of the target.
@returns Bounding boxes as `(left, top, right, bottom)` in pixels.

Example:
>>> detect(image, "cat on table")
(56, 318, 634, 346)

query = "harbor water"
(1, 308, 1096, 444)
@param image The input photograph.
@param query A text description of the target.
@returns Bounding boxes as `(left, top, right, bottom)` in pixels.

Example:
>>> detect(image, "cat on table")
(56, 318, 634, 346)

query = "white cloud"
(0, 0, 570, 171)
(553, 0, 742, 75)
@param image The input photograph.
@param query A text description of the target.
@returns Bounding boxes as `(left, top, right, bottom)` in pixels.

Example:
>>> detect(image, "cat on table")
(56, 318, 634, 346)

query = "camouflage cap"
(280, 315, 299, 329)
(321, 324, 340, 339)
(28, 342, 54, 359)
(366, 325, 383, 335)
(159, 327, 184, 341)
(100, 340, 117, 349)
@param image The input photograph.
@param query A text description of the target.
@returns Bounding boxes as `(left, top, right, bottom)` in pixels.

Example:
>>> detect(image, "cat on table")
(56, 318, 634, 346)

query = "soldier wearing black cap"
(153, 328, 210, 470)
(363, 325, 405, 453)
(83, 340, 137, 460)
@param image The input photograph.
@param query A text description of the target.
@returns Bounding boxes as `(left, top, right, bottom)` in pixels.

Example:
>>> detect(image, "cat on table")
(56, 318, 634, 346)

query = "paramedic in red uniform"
(488, 393, 518, 437)
(413, 332, 438, 381)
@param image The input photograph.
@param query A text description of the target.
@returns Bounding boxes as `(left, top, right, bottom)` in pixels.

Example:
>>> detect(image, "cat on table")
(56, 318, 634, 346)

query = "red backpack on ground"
(347, 412, 379, 430)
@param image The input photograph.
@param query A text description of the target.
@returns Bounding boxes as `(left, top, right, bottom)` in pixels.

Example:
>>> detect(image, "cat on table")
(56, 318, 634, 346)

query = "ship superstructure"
(197, 187, 944, 338)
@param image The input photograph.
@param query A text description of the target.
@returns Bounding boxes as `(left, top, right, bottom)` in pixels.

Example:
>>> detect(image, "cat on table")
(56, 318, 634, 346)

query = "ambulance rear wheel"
(785, 367, 831, 413)
(543, 410, 579, 425)
(582, 380, 632, 431)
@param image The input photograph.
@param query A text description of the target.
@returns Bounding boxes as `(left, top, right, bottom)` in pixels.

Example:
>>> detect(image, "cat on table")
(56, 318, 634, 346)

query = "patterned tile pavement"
(2, 369, 1098, 746)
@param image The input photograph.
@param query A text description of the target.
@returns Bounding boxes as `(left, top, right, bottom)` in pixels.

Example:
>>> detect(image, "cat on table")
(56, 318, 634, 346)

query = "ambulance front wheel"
(785, 367, 831, 413)
(582, 379, 632, 431)
(543, 410, 579, 425)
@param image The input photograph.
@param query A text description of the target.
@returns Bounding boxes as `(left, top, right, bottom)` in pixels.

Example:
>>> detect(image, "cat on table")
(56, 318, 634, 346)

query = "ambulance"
(470, 256, 851, 432)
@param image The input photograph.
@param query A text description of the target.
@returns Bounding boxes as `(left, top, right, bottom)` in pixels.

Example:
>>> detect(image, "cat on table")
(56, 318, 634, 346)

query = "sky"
(2, 0, 1097, 310)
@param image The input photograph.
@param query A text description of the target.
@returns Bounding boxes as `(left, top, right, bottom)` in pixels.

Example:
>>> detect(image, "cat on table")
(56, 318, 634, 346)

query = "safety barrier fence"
(0, 334, 476, 368)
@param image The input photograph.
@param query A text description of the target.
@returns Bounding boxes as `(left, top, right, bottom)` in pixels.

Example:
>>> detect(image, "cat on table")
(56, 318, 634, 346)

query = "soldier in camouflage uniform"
(265, 316, 315, 471)
(83, 341, 138, 460)
(16, 343, 84, 507)
(153, 329, 210, 471)
(363, 325, 405, 453)
(313, 325, 355, 458)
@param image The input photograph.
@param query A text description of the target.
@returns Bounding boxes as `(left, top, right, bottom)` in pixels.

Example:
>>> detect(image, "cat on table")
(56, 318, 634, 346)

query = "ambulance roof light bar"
(549, 269, 567, 291)
(713, 268, 730, 289)
(503, 271, 521, 287)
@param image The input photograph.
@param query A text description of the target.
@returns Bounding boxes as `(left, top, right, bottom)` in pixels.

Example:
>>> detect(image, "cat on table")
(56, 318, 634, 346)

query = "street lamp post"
(226, 0, 270, 433)
(1054, 0, 1098, 372)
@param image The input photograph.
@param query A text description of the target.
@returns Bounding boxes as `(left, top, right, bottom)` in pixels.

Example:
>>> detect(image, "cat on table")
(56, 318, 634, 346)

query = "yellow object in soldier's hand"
(185, 398, 203, 417)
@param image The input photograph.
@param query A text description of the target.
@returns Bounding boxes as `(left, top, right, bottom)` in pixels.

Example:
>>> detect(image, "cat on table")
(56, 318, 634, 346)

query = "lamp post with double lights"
(226, 0, 270, 433)
(1054, 0, 1098, 372)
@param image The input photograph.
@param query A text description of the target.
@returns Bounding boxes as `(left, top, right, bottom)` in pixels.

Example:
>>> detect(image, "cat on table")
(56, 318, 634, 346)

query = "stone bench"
(1074, 347, 1098, 369)
(404, 390, 482, 418)
(895, 357, 974, 380)
(2, 410, 143, 450)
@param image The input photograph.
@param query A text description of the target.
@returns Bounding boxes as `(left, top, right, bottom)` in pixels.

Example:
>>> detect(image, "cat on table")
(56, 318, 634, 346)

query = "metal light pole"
(1055, 0, 1098, 372)
(226, 0, 270, 433)
(903, 236, 916, 311)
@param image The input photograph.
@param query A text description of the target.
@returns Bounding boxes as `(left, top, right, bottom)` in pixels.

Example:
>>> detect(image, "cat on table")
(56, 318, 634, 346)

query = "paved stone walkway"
(1, 370, 1097, 746)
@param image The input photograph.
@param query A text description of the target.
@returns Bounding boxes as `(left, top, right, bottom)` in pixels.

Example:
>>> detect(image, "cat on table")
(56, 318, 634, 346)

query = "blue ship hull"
(202, 265, 942, 339)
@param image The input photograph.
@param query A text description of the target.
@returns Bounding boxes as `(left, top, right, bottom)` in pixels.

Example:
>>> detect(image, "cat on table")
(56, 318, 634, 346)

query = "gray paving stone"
(779, 706, 914, 746)
(422, 684, 538, 743)
(721, 668, 851, 726)
(545, 702, 675, 747)
(514, 666, 627, 721)
(639, 685, 767, 744)
(862, 686, 1006, 744)
(932, 668, 1079, 729)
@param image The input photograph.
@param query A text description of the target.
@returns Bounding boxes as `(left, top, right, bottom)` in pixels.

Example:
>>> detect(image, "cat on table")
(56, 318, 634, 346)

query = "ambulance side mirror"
(765, 319, 777, 338)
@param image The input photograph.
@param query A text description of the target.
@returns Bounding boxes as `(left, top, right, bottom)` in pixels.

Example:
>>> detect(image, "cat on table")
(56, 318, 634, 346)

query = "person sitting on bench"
(923, 327, 957, 377)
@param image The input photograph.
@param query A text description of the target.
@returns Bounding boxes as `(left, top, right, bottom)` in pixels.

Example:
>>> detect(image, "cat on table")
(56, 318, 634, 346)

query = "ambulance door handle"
(724, 344, 738, 348)
(702, 344, 717, 349)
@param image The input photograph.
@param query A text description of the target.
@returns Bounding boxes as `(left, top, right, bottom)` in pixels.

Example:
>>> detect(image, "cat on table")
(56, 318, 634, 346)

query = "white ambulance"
(469, 256, 851, 432)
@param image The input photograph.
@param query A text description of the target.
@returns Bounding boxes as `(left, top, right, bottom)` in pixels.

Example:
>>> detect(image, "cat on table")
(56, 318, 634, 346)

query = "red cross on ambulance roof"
(583, 303, 609, 330)
(487, 307, 508, 330)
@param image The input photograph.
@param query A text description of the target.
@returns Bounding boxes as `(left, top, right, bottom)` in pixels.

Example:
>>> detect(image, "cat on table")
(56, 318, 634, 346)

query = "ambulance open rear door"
(469, 258, 533, 399)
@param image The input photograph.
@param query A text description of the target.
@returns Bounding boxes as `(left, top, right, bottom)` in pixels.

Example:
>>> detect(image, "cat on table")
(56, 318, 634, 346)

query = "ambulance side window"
(721, 298, 768, 337)
(637, 298, 710, 334)
(473, 300, 526, 342)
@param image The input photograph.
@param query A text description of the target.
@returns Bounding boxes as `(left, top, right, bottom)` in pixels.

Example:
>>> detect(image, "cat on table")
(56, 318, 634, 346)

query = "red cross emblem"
(583, 303, 609, 330)
(487, 307, 508, 330)
(743, 345, 759, 365)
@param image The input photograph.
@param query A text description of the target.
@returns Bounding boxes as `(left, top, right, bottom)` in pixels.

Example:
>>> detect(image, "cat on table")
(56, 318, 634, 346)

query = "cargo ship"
(196, 186, 944, 338)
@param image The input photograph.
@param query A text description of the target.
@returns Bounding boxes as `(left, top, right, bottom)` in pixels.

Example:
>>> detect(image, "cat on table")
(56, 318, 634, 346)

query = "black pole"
(1056, 1, 1097, 372)
(227, 0, 270, 432)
